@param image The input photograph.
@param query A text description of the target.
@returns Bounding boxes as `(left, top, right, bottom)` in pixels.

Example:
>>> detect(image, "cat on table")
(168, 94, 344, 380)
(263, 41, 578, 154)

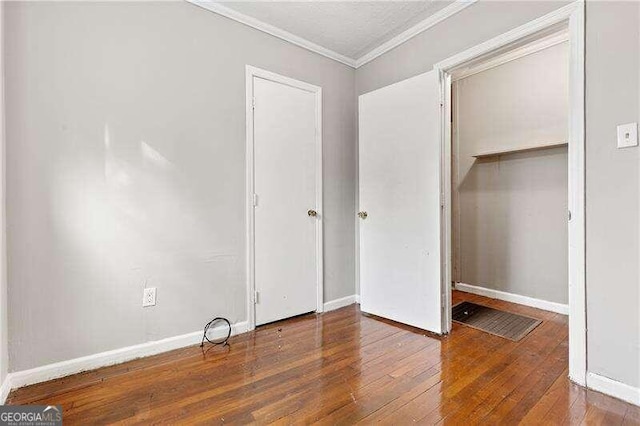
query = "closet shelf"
(472, 141, 567, 159)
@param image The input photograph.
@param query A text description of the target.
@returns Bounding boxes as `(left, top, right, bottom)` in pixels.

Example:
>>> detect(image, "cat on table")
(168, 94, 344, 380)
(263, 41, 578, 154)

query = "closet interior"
(451, 31, 570, 314)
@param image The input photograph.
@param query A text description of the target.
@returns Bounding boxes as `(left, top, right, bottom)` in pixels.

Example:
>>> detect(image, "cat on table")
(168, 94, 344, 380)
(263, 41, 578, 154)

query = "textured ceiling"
(217, 1, 453, 60)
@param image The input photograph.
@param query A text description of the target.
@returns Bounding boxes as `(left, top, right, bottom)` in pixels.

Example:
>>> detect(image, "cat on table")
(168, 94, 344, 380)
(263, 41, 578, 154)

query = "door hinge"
(252, 97, 256, 110)
(254, 291, 259, 304)
(253, 193, 259, 207)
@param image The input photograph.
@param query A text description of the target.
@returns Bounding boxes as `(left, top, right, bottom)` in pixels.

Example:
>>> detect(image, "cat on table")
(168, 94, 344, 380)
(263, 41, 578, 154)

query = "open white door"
(358, 69, 443, 333)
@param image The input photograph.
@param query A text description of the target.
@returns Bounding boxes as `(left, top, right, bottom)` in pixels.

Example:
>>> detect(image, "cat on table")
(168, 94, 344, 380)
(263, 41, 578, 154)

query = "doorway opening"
(450, 30, 570, 340)
(436, 2, 585, 385)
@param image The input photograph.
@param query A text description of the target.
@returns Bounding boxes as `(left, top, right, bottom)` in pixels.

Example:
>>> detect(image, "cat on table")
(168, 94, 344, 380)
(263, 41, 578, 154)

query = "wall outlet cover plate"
(143, 287, 157, 307)
(617, 122, 638, 148)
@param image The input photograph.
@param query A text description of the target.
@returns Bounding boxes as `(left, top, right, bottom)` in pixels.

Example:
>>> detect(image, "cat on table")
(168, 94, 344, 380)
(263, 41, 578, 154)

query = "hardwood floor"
(8, 291, 640, 424)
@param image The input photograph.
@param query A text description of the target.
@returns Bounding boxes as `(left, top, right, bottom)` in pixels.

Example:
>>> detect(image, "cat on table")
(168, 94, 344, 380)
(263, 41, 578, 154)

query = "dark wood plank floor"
(8, 291, 640, 424)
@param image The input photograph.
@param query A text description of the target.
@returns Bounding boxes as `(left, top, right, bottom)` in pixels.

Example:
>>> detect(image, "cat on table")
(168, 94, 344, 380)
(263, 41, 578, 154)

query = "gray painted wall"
(453, 43, 568, 304)
(4, 1, 356, 372)
(585, 0, 640, 389)
(356, 0, 640, 390)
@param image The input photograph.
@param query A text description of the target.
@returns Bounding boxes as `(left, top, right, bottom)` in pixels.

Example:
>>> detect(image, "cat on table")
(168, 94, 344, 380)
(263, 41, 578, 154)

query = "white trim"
(245, 65, 323, 331)
(0, 376, 11, 404)
(451, 31, 569, 81)
(455, 283, 569, 315)
(435, 2, 580, 71)
(356, 0, 477, 68)
(566, 0, 587, 388)
(586, 372, 640, 407)
(186, 0, 356, 68)
(435, 0, 586, 386)
(314, 77, 324, 317)
(186, 0, 476, 70)
(440, 70, 453, 334)
(323, 295, 357, 312)
(355, 117, 361, 312)
(6, 321, 248, 392)
(245, 66, 256, 331)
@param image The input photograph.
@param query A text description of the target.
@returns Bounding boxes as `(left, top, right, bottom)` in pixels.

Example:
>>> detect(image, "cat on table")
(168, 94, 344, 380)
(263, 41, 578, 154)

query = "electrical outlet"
(142, 287, 156, 307)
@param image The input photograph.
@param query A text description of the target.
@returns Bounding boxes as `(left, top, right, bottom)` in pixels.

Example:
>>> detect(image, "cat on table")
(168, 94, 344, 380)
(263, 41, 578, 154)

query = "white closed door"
(252, 73, 320, 326)
(358, 70, 443, 333)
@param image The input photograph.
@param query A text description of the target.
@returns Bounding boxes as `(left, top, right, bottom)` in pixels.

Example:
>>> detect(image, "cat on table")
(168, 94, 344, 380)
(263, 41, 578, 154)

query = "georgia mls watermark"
(0, 406, 62, 426)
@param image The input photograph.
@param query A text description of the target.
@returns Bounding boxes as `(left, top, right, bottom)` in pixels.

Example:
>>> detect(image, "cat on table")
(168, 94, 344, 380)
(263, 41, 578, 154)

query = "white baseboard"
(0, 375, 12, 404)
(6, 320, 249, 392)
(323, 295, 357, 312)
(455, 282, 569, 315)
(355, 294, 360, 304)
(587, 372, 640, 407)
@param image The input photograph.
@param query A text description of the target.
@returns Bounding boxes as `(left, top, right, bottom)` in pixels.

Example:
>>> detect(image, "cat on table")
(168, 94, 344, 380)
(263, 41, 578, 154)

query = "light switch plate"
(617, 122, 638, 148)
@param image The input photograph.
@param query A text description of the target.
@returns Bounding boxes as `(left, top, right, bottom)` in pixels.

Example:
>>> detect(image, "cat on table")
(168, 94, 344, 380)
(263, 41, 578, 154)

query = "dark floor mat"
(452, 301, 542, 341)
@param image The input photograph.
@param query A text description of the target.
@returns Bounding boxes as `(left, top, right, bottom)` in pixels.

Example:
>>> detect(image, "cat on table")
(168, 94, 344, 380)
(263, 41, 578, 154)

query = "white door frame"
(434, 1, 586, 385)
(245, 65, 324, 331)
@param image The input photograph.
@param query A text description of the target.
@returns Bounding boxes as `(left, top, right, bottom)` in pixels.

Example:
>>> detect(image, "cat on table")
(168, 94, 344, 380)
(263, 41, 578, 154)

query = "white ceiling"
(217, 1, 453, 61)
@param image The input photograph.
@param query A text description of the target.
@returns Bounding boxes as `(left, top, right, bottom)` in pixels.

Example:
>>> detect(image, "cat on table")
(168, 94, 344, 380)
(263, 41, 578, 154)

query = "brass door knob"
(358, 211, 368, 219)
(308, 209, 318, 217)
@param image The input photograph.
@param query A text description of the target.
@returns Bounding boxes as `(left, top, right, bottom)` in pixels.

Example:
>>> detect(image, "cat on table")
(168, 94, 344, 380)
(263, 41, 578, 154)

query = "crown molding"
(355, 0, 477, 68)
(187, 0, 357, 68)
(187, 0, 478, 70)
